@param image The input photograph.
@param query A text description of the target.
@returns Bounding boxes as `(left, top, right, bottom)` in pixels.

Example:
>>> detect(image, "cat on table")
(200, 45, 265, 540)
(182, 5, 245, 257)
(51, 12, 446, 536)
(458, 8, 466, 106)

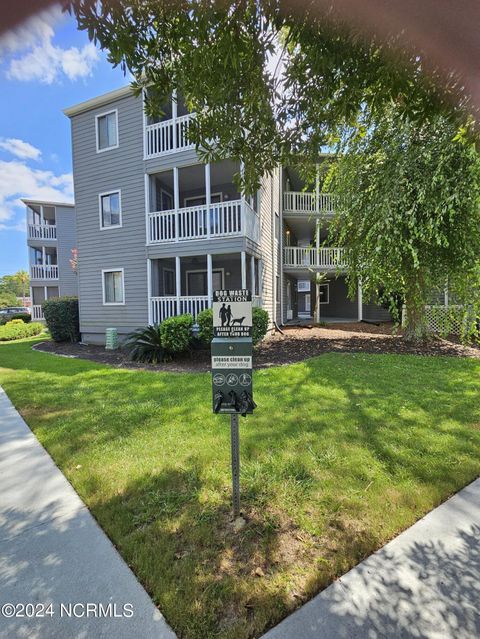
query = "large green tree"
(0, 270, 30, 302)
(327, 110, 480, 341)
(70, 0, 479, 339)
(71, 0, 466, 190)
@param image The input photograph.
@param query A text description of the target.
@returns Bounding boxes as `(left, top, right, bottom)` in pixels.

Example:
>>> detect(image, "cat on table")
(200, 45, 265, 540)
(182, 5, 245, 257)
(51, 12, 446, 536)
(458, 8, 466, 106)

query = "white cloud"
(0, 159, 73, 232)
(0, 6, 62, 55)
(0, 5, 99, 84)
(0, 138, 41, 160)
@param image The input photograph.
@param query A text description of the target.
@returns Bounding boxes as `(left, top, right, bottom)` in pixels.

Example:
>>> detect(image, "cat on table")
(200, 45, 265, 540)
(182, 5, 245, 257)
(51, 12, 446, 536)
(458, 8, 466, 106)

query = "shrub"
(10, 313, 31, 323)
(195, 306, 270, 346)
(125, 325, 165, 364)
(197, 308, 214, 345)
(252, 307, 269, 345)
(160, 314, 194, 353)
(126, 314, 194, 363)
(43, 297, 80, 342)
(0, 320, 43, 342)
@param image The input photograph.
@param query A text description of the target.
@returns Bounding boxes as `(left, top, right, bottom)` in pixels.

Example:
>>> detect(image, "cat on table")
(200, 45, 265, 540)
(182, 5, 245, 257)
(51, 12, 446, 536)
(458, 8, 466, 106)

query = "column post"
(250, 255, 256, 297)
(175, 255, 181, 316)
(205, 163, 211, 240)
(207, 253, 213, 305)
(172, 89, 178, 151)
(358, 280, 363, 321)
(173, 166, 179, 242)
(147, 258, 152, 325)
(241, 251, 247, 289)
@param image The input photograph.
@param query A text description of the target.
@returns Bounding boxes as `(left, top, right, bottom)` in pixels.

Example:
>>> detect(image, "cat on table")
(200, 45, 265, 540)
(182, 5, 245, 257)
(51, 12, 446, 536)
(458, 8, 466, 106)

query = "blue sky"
(0, 5, 128, 277)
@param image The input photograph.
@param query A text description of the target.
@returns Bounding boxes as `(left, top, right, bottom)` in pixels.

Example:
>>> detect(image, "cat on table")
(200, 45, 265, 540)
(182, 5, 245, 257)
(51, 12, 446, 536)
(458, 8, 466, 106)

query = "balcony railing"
(28, 224, 57, 240)
(151, 296, 209, 324)
(283, 191, 335, 215)
(147, 199, 260, 245)
(283, 246, 346, 269)
(30, 264, 59, 280)
(31, 305, 44, 321)
(150, 294, 262, 324)
(145, 113, 195, 159)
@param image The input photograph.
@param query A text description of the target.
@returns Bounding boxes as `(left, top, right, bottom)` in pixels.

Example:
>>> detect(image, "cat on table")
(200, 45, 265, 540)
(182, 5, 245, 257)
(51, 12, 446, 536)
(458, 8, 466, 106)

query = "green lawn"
(1, 338, 480, 639)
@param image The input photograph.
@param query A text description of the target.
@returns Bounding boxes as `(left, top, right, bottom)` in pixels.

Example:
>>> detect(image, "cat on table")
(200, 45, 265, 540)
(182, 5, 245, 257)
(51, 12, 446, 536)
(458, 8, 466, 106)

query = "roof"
(63, 85, 134, 118)
(21, 199, 75, 208)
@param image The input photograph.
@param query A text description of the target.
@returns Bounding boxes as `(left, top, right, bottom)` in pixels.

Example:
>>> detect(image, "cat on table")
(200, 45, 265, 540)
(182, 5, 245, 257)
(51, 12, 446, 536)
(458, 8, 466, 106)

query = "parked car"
(0, 307, 31, 322)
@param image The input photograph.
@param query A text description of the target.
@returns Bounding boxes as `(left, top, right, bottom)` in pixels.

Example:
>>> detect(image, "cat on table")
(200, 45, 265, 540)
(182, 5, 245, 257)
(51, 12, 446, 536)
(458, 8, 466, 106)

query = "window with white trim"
(96, 111, 118, 151)
(100, 191, 121, 228)
(103, 270, 124, 304)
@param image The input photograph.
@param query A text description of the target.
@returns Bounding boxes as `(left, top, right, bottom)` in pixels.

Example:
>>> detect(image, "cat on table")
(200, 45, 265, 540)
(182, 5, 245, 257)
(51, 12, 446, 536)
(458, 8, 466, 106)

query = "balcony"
(145, 113, 195, 159)
(147, 199, 259, 245)
(31, 305, 45, 321)
(150, 294, 262, 324)
(283, 246, 346, 270)
(30, 264, 59, 280)
(283, 191, 335, 216)
(28, 224, 57, 240)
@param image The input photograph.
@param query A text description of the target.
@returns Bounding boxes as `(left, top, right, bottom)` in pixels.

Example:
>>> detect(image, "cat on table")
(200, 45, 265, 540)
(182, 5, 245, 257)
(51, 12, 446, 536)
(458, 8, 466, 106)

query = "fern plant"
(125, 325, 165, 364)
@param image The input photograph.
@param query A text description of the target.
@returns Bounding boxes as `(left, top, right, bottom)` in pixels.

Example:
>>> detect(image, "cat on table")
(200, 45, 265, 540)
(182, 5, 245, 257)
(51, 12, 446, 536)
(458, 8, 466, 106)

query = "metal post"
(230, 413, 241, 518)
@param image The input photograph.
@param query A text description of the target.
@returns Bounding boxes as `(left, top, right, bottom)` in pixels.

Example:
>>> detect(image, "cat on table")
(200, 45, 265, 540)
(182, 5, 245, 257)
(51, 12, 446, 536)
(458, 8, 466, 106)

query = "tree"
(0, 291, 17, 309)
(70, 0, 479, 339)
(70, 1, 469, 192)
(327, 109, 480, 341)
(0, 270, 30, 303)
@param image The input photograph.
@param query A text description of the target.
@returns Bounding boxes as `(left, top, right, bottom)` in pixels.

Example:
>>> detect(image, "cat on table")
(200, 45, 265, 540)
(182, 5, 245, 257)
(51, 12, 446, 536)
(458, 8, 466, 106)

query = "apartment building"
(24, 199, 77, 321)
(63, 85, 389, 344)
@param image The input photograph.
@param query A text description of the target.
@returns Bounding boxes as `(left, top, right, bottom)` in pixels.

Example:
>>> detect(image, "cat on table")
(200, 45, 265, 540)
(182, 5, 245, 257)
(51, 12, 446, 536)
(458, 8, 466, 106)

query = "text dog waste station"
(211, 289, 256, 518)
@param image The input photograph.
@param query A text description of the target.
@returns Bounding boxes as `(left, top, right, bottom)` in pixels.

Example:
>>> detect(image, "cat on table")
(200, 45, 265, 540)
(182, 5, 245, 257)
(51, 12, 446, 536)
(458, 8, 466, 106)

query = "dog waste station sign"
(211, 289, 256, 519)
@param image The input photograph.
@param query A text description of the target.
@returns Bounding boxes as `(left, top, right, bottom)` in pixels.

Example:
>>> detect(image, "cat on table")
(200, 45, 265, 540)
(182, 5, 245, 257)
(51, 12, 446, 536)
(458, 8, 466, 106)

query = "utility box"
(211, 337, 254, 414)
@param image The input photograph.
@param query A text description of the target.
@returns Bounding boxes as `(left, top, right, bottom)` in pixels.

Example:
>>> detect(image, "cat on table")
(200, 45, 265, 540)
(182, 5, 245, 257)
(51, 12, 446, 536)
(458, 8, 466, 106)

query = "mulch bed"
(33, 322, 480, 373)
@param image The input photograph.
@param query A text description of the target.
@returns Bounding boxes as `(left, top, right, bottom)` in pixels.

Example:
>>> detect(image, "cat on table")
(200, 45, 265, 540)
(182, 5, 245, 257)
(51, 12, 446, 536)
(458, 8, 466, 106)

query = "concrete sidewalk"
(0, 386, 177, 639)
(263, 478, 480, 639)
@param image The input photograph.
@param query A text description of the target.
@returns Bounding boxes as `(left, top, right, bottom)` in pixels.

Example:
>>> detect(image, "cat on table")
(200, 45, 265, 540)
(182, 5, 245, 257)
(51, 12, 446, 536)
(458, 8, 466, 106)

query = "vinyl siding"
(70, 93, 148, 341)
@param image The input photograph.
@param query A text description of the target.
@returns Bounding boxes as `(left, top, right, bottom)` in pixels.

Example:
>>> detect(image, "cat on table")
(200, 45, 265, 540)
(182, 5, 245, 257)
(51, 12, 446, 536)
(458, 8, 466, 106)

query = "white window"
(102, 269, 125, 305)
(96, 110, 118, 152)
(99, 191, 122, 228)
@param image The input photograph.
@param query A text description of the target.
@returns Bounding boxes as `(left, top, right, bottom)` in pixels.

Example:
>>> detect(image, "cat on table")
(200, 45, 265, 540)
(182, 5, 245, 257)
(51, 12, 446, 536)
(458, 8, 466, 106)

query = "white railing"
(148, 199, 259, 244)
(30, 264, 59, 280)
(252, 296, 262, 308)
(283, 247, 346, 269)
(145, 113, 195, 159)
(150, 296, 210, 324)
(31, 305, 44, 321)
(28, 224, 57, 240)
(283, 191, 335, 215)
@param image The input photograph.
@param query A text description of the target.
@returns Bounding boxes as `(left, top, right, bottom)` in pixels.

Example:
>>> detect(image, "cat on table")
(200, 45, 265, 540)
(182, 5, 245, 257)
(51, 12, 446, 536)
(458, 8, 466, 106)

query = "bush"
(43, 297, 80, 342)
(125, 325, 165, 364)
(0, 320, 43, 342)
(252, 307, 269, 345)
(126, 314, 194, 363)
(10, 313, 31, 323)
(195, 306, 270, 346)
(197, 308, 214, 345)
(160, 314, 194, 353)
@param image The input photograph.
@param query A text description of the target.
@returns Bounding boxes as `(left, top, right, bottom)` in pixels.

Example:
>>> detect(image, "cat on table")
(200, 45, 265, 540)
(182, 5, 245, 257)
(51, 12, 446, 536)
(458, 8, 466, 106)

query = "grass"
(1, 338, 480, 638)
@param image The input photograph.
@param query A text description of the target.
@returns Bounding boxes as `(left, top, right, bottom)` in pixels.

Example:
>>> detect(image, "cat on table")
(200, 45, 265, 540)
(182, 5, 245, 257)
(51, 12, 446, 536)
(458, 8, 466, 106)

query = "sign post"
(211, 289, 256, 519)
